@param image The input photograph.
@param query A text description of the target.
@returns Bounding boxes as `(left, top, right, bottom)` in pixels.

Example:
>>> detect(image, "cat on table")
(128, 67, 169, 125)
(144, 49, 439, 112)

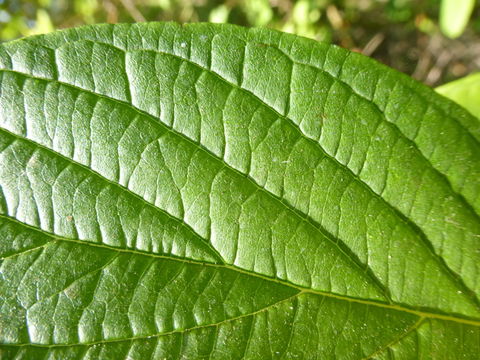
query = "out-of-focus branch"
(103, 0, 119, 23)
(363, 33, 385, 56)
(118, 0, 145, 22)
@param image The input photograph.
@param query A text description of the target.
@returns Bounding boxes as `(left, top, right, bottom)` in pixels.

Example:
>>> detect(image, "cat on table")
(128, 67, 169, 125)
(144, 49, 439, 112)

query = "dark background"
(1, 0, 479, 87)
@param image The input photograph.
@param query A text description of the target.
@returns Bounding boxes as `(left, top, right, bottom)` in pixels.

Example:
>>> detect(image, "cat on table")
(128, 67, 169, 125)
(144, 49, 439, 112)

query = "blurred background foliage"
(0, 0, 479, 87)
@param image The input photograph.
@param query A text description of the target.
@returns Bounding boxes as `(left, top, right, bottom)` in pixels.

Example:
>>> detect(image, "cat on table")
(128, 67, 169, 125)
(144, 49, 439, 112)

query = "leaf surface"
(0, 23, 479, 359)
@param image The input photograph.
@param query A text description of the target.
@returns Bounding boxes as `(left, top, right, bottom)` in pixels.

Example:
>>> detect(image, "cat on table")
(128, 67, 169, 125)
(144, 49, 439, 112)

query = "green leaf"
(0, 23, 479, 359)
(437, 72, 480, 120)
(439, 0, 475, 39)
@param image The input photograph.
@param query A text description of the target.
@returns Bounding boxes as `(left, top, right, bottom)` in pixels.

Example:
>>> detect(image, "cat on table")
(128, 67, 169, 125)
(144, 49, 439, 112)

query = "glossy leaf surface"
(0, 23, 479, 359)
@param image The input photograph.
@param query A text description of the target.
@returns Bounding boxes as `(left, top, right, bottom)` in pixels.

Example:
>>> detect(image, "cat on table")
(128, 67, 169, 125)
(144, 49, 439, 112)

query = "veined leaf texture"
(0, 23, 479, 359)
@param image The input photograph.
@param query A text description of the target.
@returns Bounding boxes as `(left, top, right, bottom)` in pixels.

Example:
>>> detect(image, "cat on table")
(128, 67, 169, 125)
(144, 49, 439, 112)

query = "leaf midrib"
(1, 65, 477, 308)
(1, 213, 479, 327)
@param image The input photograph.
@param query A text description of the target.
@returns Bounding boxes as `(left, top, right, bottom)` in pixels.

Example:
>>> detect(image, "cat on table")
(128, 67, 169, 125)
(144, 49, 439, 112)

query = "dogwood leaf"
(0, 23, 479, 359)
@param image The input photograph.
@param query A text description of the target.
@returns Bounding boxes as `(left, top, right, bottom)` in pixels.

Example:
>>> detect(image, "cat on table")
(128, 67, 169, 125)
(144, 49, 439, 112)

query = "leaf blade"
(0, 23, 479, 359)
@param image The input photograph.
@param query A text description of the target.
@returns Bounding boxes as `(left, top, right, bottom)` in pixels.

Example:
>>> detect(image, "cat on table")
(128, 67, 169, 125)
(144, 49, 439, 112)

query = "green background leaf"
(437, 72, 480, 120)
(439, 0, 475, 39)
(0, 23, 479, 359)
